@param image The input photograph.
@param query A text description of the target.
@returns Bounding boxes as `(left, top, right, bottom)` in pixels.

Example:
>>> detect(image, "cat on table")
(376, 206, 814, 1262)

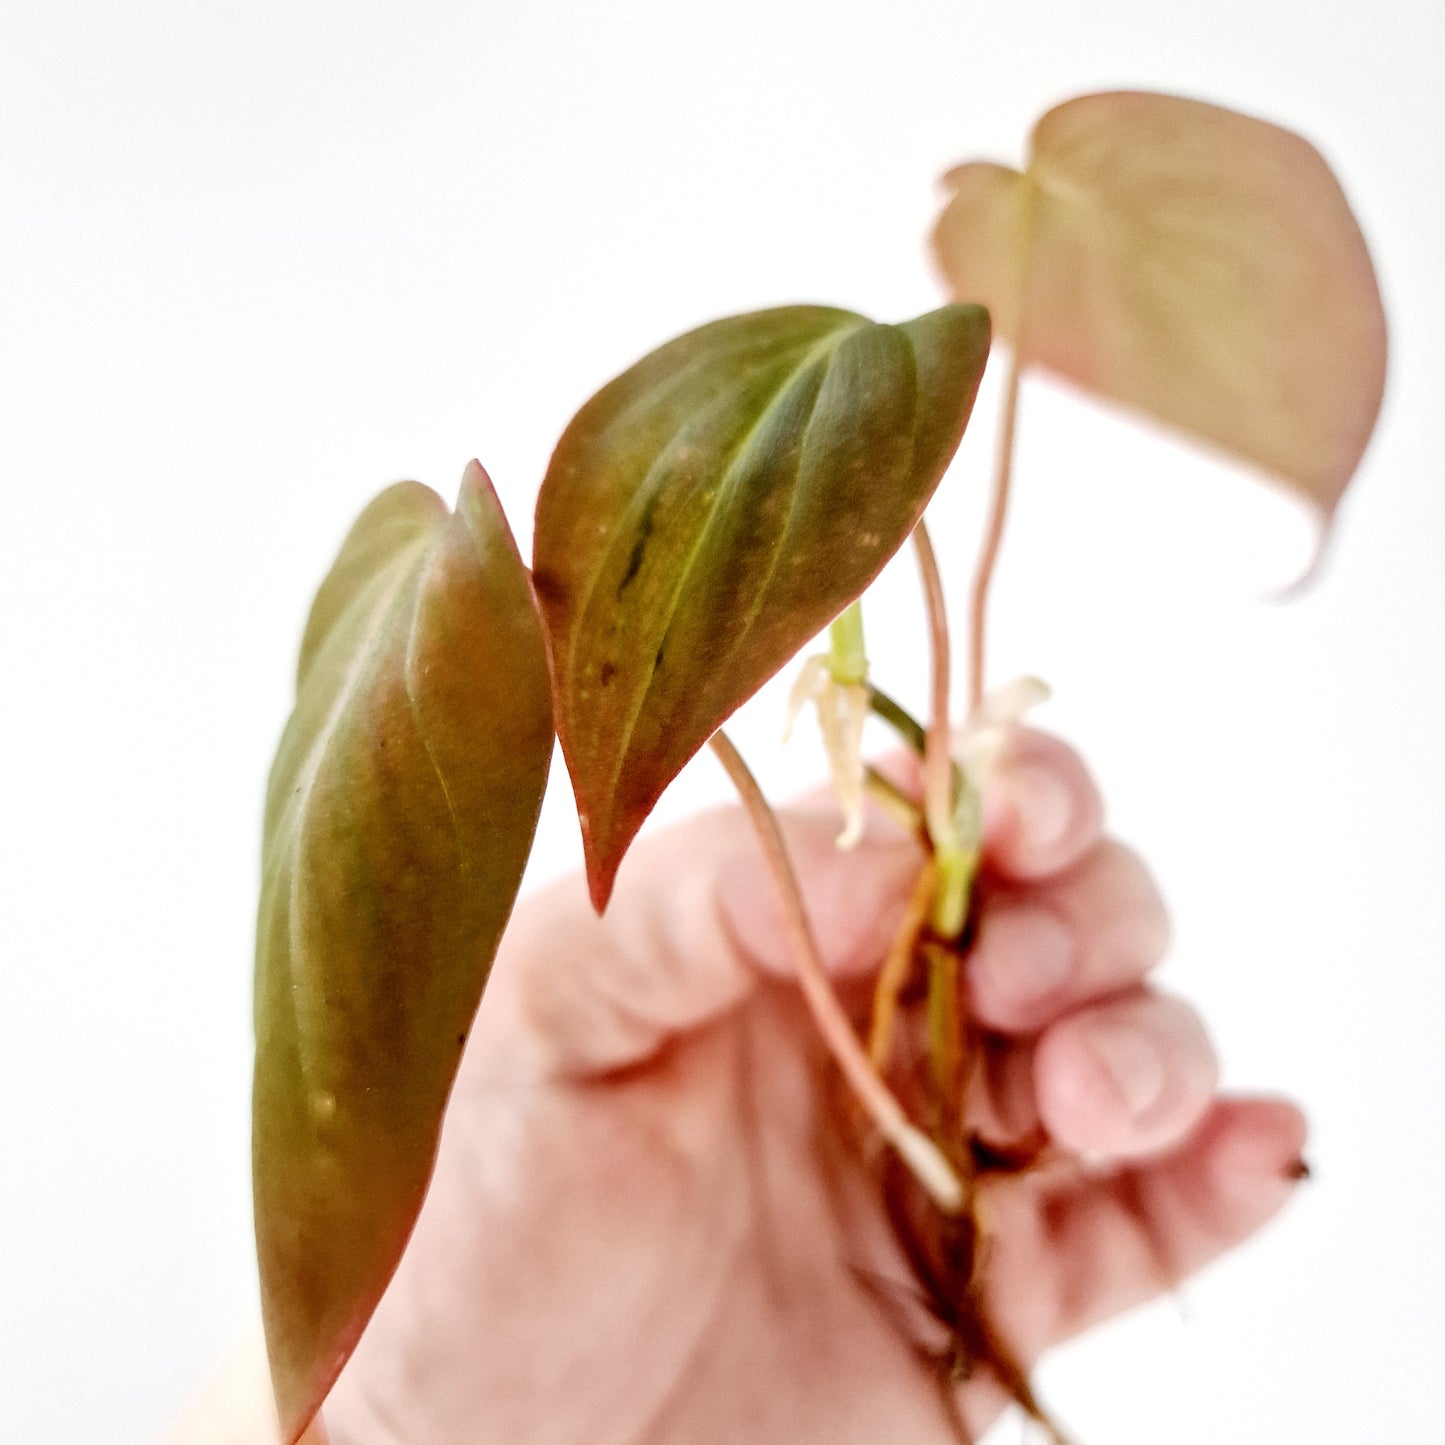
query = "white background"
(3, 2, 1442, 1441)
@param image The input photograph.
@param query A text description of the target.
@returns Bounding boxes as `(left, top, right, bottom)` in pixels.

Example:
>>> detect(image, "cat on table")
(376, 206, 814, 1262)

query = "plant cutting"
(252, 90, 1386, 1443)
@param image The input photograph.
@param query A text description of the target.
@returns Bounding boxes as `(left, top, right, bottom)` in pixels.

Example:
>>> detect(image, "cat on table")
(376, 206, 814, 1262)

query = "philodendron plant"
(253, 91, 1386, 1443)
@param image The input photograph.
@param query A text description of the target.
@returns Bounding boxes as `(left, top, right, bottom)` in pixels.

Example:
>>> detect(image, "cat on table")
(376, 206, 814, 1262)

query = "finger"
(968, 839, 1171, 1034)
(971, 988, 1215, 1157)
(1032, 990, 1219, 1159)
(986, 1096, 1308, 1359)
(490, 802, 924, 1077)
(982, 728, 1105, 883)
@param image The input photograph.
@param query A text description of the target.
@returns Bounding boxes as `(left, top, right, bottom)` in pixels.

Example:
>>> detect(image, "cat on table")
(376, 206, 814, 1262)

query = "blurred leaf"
(253, 462, 552, 1443)
(533, 303, 990, 907)
(933, 91, 1386, 520)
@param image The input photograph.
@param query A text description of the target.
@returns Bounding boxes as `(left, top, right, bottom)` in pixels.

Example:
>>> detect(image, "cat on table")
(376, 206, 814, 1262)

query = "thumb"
(488, 799, 924, 1078)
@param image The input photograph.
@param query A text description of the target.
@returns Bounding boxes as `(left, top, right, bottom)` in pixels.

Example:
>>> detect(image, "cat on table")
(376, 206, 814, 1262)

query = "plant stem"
(924, 939, 963, 1124)
(863, 766, 922, 832)
(868, 857, 939, 1069)
(828, 601, 868, 685)
(914, 521, 972, 939)
(930, 844, 975, 940)
(912, 520, 954, 849)
(709, 729, 963, 1214)
(867, 684, 928, 755)
(968, 344, 1023, 715)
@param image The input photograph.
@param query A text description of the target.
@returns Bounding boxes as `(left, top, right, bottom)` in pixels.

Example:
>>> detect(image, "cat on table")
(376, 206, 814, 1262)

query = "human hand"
(176, 731, 1306, 1444)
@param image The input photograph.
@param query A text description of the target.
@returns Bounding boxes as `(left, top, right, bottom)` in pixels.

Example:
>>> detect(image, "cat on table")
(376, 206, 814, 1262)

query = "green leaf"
(533, 303, 990, 908)
(932, 91, 1387, 521)
(253, 462, 552, 1444)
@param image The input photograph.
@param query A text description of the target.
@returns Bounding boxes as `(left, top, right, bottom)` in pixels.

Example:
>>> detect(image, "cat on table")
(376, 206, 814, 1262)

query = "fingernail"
(1000, 762, 1072, 854)
(1088, 1023, 1167, 1120)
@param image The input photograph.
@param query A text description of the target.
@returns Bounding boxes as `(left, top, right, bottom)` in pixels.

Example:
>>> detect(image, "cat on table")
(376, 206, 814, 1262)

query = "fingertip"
(968, 903, 1077, 1031)
(1034, 993, 1218, 1159)
(984, 729, 1104, 880)
(1189, 1096, 1311, 1233)
(969, 841, 1172, 1035)
(1001, 1093, 1311, 1352)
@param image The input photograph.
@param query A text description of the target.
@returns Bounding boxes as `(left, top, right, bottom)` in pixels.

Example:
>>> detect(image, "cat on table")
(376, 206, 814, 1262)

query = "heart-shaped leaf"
(932, 91, 1387, 520)
(253, 462, 552, 1443)
(533, 303, 990, 908)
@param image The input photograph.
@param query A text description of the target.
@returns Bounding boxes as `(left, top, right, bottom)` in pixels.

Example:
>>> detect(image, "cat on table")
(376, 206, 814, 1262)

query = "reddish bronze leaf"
(533, 304, 990, 907)
(933, 91, 1387, 520)
(253, 463, 551, 1442)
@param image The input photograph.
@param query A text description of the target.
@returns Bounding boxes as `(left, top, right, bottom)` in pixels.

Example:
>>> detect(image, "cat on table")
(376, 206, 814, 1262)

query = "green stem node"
(828, 601, 868, 686)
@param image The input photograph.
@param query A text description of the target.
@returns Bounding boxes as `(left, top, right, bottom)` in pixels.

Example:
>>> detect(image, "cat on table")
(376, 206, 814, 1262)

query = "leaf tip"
(457, 456, 500, 513)
(1263, 502, 1339, 603)
(268, 1357, 330, 1445)
(585, 865, 615, 915)
(576, 788, 654, 914)
(581, 828, 620, 914)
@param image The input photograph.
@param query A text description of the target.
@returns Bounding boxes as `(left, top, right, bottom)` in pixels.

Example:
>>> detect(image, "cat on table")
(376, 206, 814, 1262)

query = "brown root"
(877, 1147, 1072, 1445)
(861, 920, 1075, 1445)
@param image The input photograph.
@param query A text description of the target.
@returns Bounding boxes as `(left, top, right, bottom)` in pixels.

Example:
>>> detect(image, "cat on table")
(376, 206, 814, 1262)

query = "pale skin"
(170, 731, 1306, 1444)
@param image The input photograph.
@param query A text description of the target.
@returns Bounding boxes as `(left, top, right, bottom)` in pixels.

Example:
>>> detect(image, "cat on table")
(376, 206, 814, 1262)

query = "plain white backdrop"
(2, 2, 1442, 1441)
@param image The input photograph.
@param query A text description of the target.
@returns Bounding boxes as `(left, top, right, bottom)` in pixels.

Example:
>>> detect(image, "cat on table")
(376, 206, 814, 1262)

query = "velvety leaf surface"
(533, 304, 990, 907)
(253, 462, 552, 1443)
(933, 91, 1387, 519)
